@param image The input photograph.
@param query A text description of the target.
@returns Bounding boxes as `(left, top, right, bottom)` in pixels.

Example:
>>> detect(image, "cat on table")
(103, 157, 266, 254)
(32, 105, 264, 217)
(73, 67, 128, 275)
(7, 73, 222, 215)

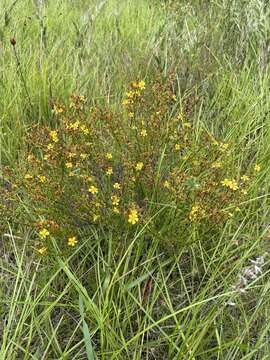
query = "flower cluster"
(0, 78, 261, 254)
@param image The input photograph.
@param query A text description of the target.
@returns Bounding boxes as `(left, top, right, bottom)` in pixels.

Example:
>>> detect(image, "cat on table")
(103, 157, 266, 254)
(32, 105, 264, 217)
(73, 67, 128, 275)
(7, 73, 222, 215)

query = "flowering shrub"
(0, 79, 260, 254)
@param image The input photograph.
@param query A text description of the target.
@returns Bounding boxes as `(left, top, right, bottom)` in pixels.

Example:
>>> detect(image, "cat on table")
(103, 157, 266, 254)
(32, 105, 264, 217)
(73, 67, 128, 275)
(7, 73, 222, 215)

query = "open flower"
(221, 179, 239, 191)
(39, 228, 50, 239)
(135, 162, 144, 171)
(128, 208, 139, 225)
(88, 185, 98, 194)
(67, 236, 77, 247)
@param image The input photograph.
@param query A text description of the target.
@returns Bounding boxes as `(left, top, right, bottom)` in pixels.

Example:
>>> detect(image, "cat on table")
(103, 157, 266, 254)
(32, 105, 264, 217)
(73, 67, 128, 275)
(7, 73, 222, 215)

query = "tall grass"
(1, 0, 270, 358)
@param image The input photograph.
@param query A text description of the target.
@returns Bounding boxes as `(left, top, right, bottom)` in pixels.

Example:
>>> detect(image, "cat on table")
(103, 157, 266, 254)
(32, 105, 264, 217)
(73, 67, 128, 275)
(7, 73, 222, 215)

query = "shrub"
(1, 78, 260, 254)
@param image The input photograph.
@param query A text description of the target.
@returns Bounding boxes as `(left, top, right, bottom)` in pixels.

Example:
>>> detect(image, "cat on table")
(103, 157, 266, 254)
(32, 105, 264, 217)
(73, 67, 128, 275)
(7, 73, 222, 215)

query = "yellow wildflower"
(49, 130, 59, 143)
(135, 162, 144, 171)
(122, 99, 131, 106)
(93, 214, 100, 222)
(183, 122, 191, 128)
(80, 125, 90, 135)
(113, 207, 120, 214)
(69, 120, 80, 130)
(67, 152, 76, 159)
(140, 129, 147, 137)
(254, 164, 261, 172)
(106, 153, 113, 160)
(65, 162, 73, 169)
(174, 144, 181, 150)
(39, 228, 50, 239)
(27, 155, 35, 162)
(221, 179, 239, 191)
(128, 208, 139, 225)
(89, 185, 98, 194)
(220, 143, 229, 152)
(189, 205, 205, 221)
(241, 175, 250, 182)
(80, 153, 88, 160)
(164, 180, 170, 189)
(47, 143, 54, 151)
(113, 182, 121, 190)
(37, 246, 47, 255)
(38, 175, 46, 183)
(106, 167, 113, 176)
(111, 195, 120, 206)
(138, 80, 145, 89)
(67, 237, 77, 247)
(52, 104, 64, 114)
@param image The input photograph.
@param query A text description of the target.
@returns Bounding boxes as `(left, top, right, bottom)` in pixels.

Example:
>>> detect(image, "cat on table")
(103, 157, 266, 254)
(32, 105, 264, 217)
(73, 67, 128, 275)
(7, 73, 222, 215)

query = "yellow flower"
(106, 153, 113, 160)
(80, 125, 90, 135)
(128, 208, 139, 225)
(183, 122, 191, 128)
(113, 207, 120, 214)
(67, 152, 76, 159)
(254, 164, 261, 172)
(52, 104, 64, 115)
(174, 144, 181, 150)
(126, 91, 134, 98)
(140, 129, 147, 137)
(39, 228, 50, 239)
(172, 95, 177, 101)
(44, 155, 50, 161)
(69, 120, 80, 130)
(89, 185, 98, 194)
(135, 162, 144, 171)
(67, 236, 77, 247)
(49, 130, 59, 143)
(138, 80, 145, 89)
(65, 162, 73, 169)
(241, 175, 250, 182)
(122, 99, 131, 106)
(37, 246, 47, 255)
(106, 167, 113, 176)
(93, 214, 100, 222)
(113, 182, 121, 190)
(38, 175, 46, 183)
(189, 205, 200, 221)
(80, 153, 88, 160)
(128, 112, 134, 118)
(111, 195, 120, 206)
(221, 179, 239, 191)
(220, 143, 229, 152)
(27, 155, 35, 162)
(164, 180, 170, 189)
(47, 143, 54, 151)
